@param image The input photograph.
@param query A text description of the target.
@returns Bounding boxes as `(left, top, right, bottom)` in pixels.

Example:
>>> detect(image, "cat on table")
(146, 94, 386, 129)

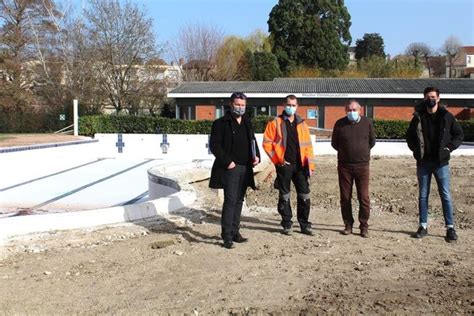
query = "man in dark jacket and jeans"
(406, 87, 464, 242)
(209, 92, 260, 249)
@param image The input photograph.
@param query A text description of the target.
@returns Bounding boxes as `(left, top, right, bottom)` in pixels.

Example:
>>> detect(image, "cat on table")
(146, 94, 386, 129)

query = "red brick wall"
(374, 107, 413, 120)
(325, 106, 346, 129)
(196, 105, 215, 120)
(447, 107, 470, 120)
(325, 105, 365, 129)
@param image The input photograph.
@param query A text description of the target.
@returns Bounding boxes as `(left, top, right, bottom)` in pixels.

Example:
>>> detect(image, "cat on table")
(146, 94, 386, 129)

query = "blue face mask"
(347, 111, 360, 122)
(284, 106, 296, 116)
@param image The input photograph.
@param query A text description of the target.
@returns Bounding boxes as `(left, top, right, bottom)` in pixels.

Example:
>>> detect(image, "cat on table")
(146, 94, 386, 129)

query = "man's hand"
(252, 156, 260, 166)
(227, 161, 236, 169)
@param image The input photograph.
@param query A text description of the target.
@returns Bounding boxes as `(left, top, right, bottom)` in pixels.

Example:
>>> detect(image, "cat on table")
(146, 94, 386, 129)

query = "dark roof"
(169, 78, 474, 95)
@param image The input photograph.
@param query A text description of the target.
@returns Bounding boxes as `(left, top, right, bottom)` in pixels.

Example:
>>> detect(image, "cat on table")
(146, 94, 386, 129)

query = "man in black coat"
(209, 92, 260, 249)
(406, 86, 464, 242)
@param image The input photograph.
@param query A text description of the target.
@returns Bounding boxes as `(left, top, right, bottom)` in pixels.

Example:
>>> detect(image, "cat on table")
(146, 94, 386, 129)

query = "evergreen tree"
(355, 33, 386, 60)
(268, 0, 352, 73)
(252, 51, 282, 81)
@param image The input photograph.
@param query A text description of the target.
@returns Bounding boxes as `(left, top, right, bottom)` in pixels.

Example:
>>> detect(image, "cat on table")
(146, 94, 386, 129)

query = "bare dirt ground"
(0, 140, 472, 313)
(0, 134, 85, 147)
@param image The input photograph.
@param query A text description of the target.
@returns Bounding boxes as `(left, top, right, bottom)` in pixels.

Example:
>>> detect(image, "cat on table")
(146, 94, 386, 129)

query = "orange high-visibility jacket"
(263, 114, 315, 171)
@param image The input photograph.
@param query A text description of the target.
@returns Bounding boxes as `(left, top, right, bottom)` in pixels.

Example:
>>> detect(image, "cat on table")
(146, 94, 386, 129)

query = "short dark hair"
(230, 92, 247, 102)
(423, 86, 440, 97)
(285, 94, 297, 102)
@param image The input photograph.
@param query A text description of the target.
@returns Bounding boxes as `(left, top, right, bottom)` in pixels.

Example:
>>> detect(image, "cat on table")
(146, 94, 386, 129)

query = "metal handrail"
(54, 124, 74, 134)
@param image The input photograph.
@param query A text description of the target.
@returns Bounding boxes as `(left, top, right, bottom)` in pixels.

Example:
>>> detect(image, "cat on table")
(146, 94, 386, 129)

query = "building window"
(179, 105, 195, 120)
(215, 105, 225, 118)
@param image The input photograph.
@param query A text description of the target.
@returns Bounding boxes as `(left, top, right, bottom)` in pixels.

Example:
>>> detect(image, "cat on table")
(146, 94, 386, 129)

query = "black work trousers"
(221, 164, 249, 241)
(275, 163, 311, 230)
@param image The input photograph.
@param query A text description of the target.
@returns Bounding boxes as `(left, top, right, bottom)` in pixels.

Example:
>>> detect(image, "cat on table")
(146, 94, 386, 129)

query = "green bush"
(79, 114, 274, 136)
(373, 120, 410, 139)
(79, 115, 474, 142)
(459, 119, 474, 142)
(372, 119, 474, 141)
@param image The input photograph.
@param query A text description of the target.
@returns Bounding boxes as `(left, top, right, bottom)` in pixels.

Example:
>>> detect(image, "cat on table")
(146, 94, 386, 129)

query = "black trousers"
(221, 164, 249, 241)
(275, 164, 311, 230)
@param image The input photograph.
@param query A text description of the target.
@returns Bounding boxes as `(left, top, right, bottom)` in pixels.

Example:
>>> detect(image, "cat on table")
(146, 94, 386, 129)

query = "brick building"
(168, 78, 474, 129)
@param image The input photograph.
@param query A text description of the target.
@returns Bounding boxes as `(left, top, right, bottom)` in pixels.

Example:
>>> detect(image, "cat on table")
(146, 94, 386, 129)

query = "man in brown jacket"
(331, 100, 376, 238)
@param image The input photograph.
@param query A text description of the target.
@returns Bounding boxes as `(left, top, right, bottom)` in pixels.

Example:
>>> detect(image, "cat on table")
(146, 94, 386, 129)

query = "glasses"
(347, 108, 358, 112)
(230, 92, 247, 101)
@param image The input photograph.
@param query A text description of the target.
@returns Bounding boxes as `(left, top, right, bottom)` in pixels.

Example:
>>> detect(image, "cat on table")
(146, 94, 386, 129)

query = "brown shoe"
(360, 229, 369, 238)
(341, 224, 352, 235)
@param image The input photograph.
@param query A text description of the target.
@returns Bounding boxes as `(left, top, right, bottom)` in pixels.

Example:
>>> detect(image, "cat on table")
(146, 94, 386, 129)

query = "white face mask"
(347, 111, 360, 122)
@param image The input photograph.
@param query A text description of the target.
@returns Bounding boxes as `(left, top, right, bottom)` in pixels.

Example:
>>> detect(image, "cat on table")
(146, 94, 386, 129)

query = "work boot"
(360, 228, 369, 238)
(223, 240, 234, 249)
(281, 227, 293, 235)
(301, 227, 314, 236)
(232, 234, 248, 243)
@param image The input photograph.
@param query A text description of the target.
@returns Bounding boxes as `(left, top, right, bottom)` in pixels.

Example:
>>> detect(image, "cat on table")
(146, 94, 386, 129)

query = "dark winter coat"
(406, 105, 464, 166)
(209, 112, 260, 189)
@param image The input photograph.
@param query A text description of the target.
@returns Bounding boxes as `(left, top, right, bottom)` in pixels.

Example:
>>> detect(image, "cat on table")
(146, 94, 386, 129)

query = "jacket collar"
(414, 103, 448, 117)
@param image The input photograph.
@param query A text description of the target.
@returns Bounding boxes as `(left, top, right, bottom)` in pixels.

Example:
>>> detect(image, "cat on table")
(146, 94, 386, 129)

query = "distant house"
(348, 46, 357, 66)
(451, 46, 474, 78)
(168, 78, 474, 128)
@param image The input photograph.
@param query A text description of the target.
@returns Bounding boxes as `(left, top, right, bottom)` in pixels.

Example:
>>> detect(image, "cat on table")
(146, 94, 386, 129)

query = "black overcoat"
(209, 112, 260, 189)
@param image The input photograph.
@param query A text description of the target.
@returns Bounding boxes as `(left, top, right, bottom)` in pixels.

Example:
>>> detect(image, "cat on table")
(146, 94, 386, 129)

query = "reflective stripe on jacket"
(262, 114, 315, 171)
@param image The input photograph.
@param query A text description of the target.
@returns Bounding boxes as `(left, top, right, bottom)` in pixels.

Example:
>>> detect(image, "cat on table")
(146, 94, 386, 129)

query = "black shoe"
(360, 228, 369, 238)
(446, 228, 458, 243)
(281, 227, 293, 235)
(232, 234, 248, 243)
(301, 227, 314, 236)
(341, 224, 353, 235)
(413, 226, 428, 238)
(223, 240, 234, 249)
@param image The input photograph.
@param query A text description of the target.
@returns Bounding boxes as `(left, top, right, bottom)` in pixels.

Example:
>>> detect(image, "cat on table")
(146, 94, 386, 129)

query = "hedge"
(79, 115, 474, 141)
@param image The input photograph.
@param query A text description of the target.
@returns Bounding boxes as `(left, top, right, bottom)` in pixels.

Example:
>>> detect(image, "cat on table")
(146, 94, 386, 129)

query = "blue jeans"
(417, 161, 454, 227)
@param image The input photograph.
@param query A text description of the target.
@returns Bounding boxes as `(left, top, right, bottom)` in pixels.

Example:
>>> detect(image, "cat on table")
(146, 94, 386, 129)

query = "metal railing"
(54, 124, 74, 135)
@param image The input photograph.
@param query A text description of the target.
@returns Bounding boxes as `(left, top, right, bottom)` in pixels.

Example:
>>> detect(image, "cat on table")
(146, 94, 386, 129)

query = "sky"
(68, 0, 473, 62)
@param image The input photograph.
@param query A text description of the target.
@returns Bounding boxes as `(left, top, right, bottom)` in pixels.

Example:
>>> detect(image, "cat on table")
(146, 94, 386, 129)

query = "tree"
(405, 42, 432, 76)
(268, 0, 352, 73)
(0, 0, 69, 132)
(80, 0, 159, 114)
(173, 22, 223, 81)
(213, 30, 276, 81)
(355, 33, 386, 60)
(0, 0, 58, 113)
(251, 51, 282, 81)
(441, 35, 462, 78)
(357, 56, 390, 78)
(213, 36, 248, 81)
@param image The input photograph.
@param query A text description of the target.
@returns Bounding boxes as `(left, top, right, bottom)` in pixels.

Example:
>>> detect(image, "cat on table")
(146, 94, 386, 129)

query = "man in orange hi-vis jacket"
(263, 95, 315, 236)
